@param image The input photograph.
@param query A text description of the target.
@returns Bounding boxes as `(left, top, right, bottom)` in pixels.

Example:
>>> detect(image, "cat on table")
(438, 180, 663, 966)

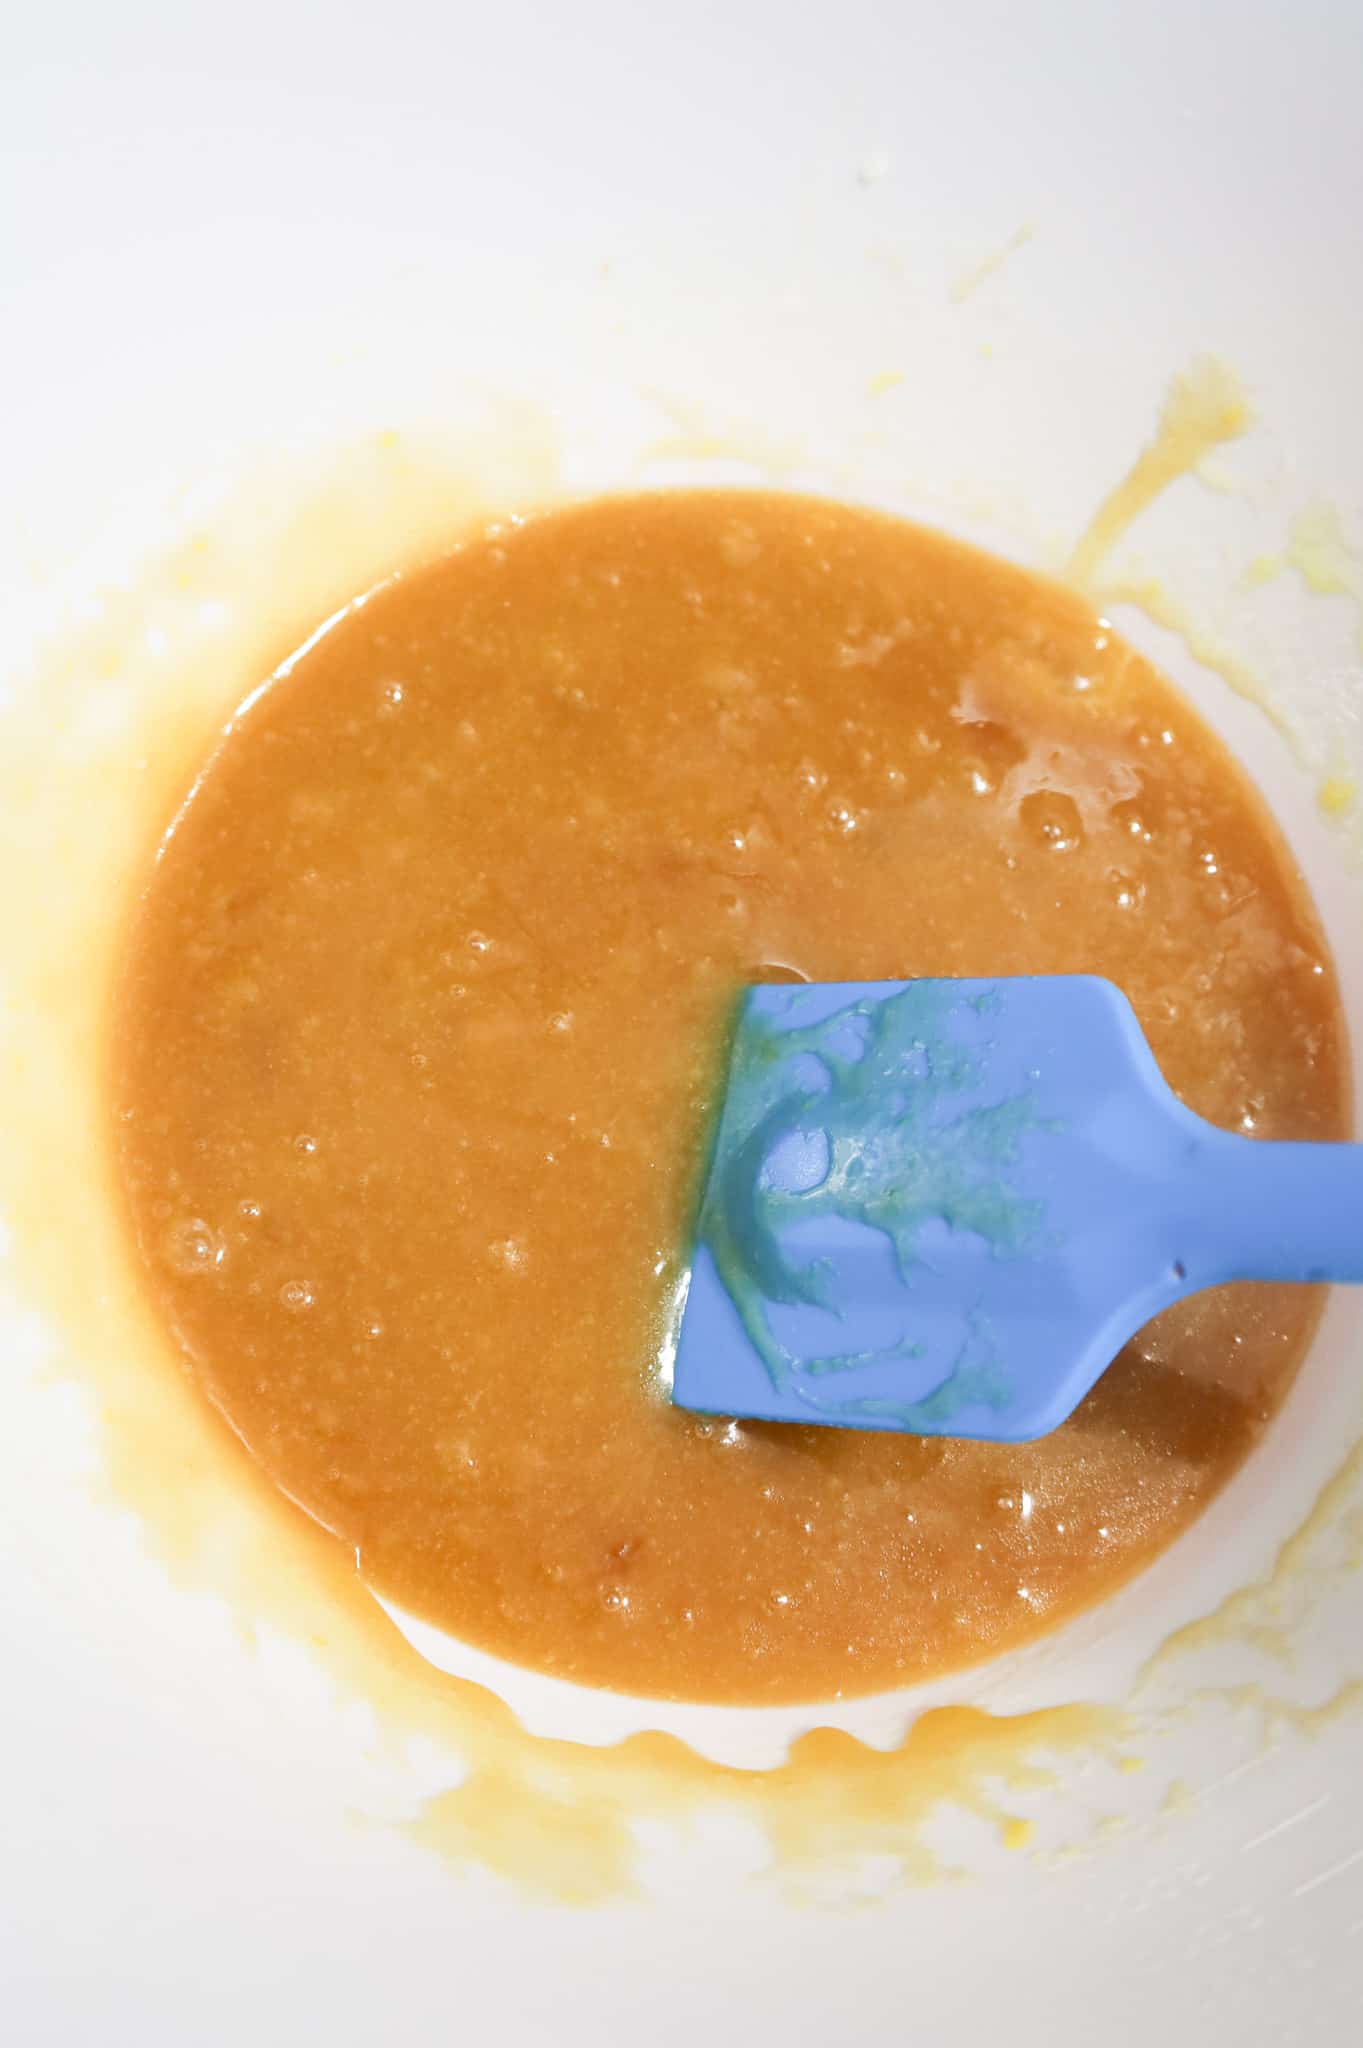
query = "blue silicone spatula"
(669, 975, 1362, 1441)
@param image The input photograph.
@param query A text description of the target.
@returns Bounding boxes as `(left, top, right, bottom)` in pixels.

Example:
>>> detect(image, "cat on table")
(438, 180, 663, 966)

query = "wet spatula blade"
(669, 976, 1363, 1441)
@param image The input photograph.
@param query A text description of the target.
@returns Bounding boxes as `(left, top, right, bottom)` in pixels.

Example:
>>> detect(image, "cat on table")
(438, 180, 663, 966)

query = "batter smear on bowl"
(110, 490, 1347, 1705)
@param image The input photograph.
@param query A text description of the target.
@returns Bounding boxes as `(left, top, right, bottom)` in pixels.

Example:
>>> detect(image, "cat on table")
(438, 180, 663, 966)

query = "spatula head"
(670, 975, 1203, 1441)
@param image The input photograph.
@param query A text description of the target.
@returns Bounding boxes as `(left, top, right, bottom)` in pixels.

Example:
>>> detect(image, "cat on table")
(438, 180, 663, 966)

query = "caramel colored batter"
(111, 491, 1346, 1705)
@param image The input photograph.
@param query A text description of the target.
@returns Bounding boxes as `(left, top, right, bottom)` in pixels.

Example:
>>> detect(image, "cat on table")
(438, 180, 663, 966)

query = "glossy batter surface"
(112, 491, 1347, 1704)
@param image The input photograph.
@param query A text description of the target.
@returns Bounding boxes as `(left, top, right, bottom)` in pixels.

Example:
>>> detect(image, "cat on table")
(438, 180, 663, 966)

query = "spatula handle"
(1182, 1125, 1363, 1287)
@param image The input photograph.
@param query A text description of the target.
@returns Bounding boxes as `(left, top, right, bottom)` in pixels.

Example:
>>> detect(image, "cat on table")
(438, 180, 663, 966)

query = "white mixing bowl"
(3, 4, 1361, 2040)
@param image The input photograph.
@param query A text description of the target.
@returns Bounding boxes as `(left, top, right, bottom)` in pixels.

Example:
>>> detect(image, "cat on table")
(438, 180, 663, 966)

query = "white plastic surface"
(2, 4, 1362, 2041)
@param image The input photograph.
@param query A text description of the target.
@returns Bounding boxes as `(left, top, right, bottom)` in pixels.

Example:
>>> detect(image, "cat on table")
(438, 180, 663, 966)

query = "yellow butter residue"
(950, 222, 1035, 304)
(1147, 1437, 1363, 1672)
(1318, 775, 1357, 817)
(1285, 503, 1363, 655)
(638, 391, 805, 476)
(407, 1701, 1115, 1903)
(866, 369, 906, 398)
(1092, 573, 1294, 740)
(1237, 505, 1362, 624)
(1069, 358, 1253, 584)
(1064, 362, 1359, 843)
(1287, 502, 1362, 598)
(1192, 457, 1241, 495)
